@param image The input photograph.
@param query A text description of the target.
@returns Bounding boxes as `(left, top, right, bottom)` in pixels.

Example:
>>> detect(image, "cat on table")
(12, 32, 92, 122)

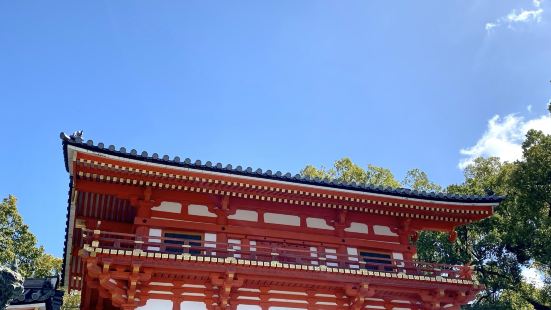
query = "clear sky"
(0, 0, 550, 261)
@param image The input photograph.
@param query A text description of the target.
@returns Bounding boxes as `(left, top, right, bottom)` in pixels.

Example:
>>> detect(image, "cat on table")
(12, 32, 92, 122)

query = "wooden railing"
(82, 229, 474, 281)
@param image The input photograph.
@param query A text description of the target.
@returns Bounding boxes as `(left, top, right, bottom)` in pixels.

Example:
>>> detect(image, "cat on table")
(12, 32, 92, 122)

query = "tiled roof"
(60, 131, 504, 204)
(10, 277, 64, 309)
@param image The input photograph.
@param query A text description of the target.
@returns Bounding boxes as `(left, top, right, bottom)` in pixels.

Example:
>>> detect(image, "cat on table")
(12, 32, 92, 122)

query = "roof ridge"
(60, 131, 504, 203)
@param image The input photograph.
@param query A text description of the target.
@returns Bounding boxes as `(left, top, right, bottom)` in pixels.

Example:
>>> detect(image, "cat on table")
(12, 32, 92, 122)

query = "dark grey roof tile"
(59, 132, 504, 204)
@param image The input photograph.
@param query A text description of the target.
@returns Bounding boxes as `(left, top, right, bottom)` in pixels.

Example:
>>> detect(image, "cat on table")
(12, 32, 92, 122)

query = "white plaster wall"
(138, 301, 210, 310)
(228, 238, 242, 258)
(181, 301, 207, 310)
(228, 209, 258, 222)
(188, 204, 217, 217)
(373, 225, 398, 236)
(148, 228, 162, 251)
(345, 222, 369, 234)
(309, 246, 319, 265)
(348, 247, 359, 269)
(152, 201, 182, 214)
(325, 248, 338, 267)
(306, 217, 334, 230)
(137, 299, 173, 309)
(393, 252, 405, 269)
(205, 233, 216, 255)
(264, 213, 300, 226)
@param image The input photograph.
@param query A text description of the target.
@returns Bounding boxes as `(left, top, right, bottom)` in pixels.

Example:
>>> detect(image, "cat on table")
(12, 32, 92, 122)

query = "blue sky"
(0, 0, 550, 260)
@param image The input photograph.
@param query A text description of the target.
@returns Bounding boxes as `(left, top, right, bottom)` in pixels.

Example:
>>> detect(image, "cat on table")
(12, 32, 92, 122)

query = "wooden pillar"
(96, 296, 104, 310)
(259, 286, 270, 310)
(337, 244, 348, 268)
(306, 290, 316, 310)
(82, 281, 92, 310)
(172, 299, 181, 310)
(205, 285, 215, 310)
(241, 237, 250, 259)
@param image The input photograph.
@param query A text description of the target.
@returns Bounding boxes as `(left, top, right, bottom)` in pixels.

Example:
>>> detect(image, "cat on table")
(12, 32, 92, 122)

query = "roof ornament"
(0, 265, 24, 309)
(70, 130, 84, 143)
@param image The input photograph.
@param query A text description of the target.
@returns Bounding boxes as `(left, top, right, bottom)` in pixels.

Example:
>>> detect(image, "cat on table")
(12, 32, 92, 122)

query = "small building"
(60, 132, 502, 310)
(8, 277, 64, 310)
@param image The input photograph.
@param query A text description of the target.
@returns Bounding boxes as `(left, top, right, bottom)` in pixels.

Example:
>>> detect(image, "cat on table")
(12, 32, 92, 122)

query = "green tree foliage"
(301, 158, 401, 188)
(0, 195, 62, 278)
(300, 115, 551, 308)
(402, 168, 442, 192)
(60, 290, 81, 310)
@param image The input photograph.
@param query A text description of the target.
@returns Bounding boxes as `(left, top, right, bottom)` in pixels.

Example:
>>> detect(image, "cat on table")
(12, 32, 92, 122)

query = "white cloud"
(527, 104, 533, 112)
(507, 8, 543, 23)
(485, 22, 498, 31)
(485, 0, 544, 32)
(459, 111, 551, 169)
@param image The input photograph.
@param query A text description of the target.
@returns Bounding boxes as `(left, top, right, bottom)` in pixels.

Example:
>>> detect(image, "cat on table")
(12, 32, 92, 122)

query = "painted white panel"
(310, 246, 319, 265)
(149, 282, 173, 286)
(345, 222, 369, 234)
(149, 229, 162, 237)
(229, 238, 242, 258)
(264, 213, 300, 226)
(137, 299, 173, 309)
(152, 201, 182, 214)
(392, 253, 404, 260)
(393, 252, 405, 270)
(348, 247, 359, 269)
(205, 233, 216, 255)
(325, 248, 338, 267)
(250, 240, 256, 251)
(148, 228, 161, 251)
(188, 204, 217, 217)
(373, 225, 398, 236)
(306, 217, 334, 230)
(237, 306, 261, 310)
(228, 209, 258, 222)
(181, 301, 207, 310)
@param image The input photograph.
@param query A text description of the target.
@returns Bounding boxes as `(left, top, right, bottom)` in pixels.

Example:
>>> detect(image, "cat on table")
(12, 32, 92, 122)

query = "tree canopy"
(0, 195, 62, 278)
(301, 119, 551, 309)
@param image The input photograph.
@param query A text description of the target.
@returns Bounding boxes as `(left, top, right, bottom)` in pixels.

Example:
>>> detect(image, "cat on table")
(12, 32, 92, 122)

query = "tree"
(299, 120, 551, 309)
(402, 168, 442, 192)
(0, 195, 62, 278)
(301, 158, 401, 188)
(60, 290, 81, 310)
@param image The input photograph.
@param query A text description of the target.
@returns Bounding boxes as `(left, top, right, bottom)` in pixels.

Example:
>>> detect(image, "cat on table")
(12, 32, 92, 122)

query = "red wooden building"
(60, 132, 502, 310)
